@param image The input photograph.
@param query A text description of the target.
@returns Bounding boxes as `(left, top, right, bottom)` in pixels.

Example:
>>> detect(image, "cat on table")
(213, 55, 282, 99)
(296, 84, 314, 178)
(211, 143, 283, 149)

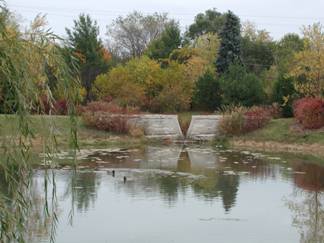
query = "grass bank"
(2, 115, 324, 159)
(0, 114, 151, 150)
(230, 118, 324, 157)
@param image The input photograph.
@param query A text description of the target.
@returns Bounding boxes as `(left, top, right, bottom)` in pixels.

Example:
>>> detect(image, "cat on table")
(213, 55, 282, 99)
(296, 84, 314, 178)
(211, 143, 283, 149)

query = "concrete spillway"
(128, 114, 221, 141)
(187, 115, 222, 140)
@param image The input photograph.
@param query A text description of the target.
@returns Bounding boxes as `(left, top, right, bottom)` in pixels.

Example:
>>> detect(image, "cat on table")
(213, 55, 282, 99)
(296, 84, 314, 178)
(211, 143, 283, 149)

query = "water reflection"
(286, 161, 324, 243)
(63, 172, 101, 212)
(66, 146, 289, 212)
(1, 146, 324, 243)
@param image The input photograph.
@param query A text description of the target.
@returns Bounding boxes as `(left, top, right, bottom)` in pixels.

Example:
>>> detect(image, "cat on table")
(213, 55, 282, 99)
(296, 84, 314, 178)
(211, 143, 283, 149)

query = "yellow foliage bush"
(93, 56, 194, 112)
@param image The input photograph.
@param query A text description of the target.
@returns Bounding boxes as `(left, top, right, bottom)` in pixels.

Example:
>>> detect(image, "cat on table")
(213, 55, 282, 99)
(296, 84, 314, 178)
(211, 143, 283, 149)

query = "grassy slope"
(2, 115, 324, 147)
(0, 114, 147, 149)
(237, 118, 324, 145)
(1, 115, 324, 164)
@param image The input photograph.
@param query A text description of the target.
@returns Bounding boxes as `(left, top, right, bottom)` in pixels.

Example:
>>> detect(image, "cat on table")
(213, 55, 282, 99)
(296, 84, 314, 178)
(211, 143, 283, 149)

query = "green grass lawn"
(2, 115, 324, 148)
(0, 114, 147, 149)
(238, 118, 324, 145)
(1, 114, 324, 164)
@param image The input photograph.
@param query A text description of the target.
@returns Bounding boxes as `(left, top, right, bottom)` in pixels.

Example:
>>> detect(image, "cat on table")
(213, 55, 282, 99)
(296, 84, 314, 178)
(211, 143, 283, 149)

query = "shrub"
(54, 99, 68, 115)
(293, 97, 324, 129)
(219, 106, 246, 136)
(81, 101, 140, 134)
(266, 103, 282, 119)
(83, 112, 130, 133)
(219, 105, 272, 135)
(37, 96, 68, 115)
(243, 106, 272, 132)
(81, 101, 139, 114)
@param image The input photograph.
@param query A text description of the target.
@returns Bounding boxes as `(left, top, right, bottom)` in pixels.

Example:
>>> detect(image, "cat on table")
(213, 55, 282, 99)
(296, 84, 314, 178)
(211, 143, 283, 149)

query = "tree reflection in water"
(1, 146, 324, 243)
(286, 162, 324, 243)
(0, 169, 58, 243)
(64, 171, 101, 213)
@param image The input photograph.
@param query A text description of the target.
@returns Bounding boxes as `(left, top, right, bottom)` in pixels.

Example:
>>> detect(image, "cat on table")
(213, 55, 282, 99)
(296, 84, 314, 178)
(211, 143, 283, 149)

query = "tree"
(275, 33, 304, 74)
(220, 64, 265, 106)
(286, 163, 324, 243)
(93, 56, 161, 107)
(169, 47, 209, 83)
(146, 21, 181, 60)
(93, 56, 194, 112)
(216, 11, 241, 74)
(289, 23, 324, 97)
(241, 21, 272, 43)
(66, 14, 109, 102)
(0, 5, 79, 242)
(193, 70, 222, 111)
(152, 61, 194, 112)
(193, 33, 220, 66)
(241, 21, 275, 75)
(186, 9, 225, 40)
(107, 11, 172, 59)
(273, 75, 297, 117)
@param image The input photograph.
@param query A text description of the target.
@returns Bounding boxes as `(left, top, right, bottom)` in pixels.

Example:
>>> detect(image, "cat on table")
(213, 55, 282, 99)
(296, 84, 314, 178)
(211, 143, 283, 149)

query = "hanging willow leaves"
(0, 2, 80, 242)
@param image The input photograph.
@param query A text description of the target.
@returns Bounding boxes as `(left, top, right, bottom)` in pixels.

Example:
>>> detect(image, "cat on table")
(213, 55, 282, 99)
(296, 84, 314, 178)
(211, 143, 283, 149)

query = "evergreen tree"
(66, 14, 109, 102)
(216, 11, 241, 74)
(220, 64, 265, 106)
(146, 21, 181, 60)
(193, 70, 222, 111)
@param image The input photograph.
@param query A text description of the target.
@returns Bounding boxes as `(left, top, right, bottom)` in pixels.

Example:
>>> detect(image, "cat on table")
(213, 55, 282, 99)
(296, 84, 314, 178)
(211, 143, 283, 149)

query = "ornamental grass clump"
(219, 106, 246, 136)
(219, 105, 273, 136)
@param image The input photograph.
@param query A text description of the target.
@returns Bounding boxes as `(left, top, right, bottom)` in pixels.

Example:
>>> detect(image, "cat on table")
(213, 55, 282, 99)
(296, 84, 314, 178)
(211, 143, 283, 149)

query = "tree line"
(1, 6, 324, 115)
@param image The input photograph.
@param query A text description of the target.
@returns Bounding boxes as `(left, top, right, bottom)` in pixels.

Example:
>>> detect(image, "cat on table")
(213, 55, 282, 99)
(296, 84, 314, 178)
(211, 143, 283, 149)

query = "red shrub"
(219, 106, 272, 136)
(266, 103, 282, 119)
(37, 96, 68, 115)
(243, 106, 272, 132)
(83, 112, 130, 133)
(293, 97, 324, 129)
(81, 101, 140, 134)
(80, 101, 139, 114)
(54, 99, 68, 115)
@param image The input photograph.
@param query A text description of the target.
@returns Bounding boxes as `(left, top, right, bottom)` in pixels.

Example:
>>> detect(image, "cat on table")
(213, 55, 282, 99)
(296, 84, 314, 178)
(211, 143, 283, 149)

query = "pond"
(1, 145, 324, 243)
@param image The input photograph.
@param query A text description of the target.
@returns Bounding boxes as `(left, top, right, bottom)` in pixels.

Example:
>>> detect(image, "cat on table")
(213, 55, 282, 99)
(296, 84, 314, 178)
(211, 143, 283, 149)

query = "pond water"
(2, 145, 324, 243)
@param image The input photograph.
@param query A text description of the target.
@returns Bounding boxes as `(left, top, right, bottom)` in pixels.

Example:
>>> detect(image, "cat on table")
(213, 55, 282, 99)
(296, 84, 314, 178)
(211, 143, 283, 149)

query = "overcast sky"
(6, 0, 324, 40)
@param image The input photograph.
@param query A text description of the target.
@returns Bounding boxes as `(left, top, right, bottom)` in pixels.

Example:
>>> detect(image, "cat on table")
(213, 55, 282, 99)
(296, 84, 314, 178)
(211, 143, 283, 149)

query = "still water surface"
(16, 146, 324, 242)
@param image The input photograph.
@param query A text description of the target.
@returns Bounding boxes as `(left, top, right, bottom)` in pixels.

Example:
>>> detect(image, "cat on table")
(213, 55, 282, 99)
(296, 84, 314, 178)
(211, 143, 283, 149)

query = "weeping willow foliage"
(0, 2, 80, 242)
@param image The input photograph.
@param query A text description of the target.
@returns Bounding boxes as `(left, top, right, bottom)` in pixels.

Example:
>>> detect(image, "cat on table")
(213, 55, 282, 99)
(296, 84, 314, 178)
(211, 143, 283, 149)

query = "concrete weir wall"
(128, 114, 221, 140)
(128, 114, 184, 139)
(187, 115, 222, 140)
